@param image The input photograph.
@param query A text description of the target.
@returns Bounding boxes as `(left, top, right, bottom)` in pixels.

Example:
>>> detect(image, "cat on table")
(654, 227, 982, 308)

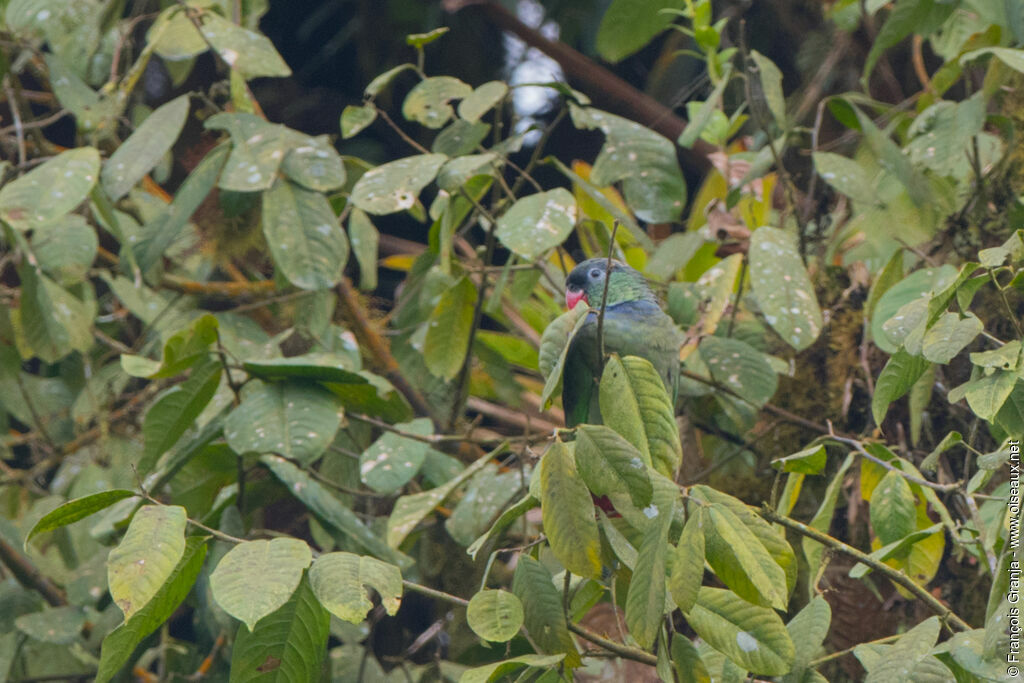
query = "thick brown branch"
(0, 537, 66, 606)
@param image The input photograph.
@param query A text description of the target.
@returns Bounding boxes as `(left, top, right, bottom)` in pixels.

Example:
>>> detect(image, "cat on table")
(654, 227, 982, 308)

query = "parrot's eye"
(589, 269, 601, 279)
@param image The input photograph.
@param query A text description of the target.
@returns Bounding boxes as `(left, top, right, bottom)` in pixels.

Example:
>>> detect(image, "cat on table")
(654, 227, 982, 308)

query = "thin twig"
(825, 429, 960, 493)
(595, 222, 619, 364)
(760, 507, 971, 631)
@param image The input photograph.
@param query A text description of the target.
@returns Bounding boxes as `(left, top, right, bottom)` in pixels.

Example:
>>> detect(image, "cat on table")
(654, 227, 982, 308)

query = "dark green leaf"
(539, 440, 602, 579)
(511, 555, 581, 667)
(102, 95, 190, 200)
(575, 425, 653, 508)
(25, 490, 138, 548)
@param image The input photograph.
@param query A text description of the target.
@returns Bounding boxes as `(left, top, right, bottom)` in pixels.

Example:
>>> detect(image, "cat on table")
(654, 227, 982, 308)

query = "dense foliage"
(0, 0, 1021, 681)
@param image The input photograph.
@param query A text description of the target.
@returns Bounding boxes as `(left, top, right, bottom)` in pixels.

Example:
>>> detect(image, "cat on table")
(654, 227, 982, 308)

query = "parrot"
(559, 257, 682, 427)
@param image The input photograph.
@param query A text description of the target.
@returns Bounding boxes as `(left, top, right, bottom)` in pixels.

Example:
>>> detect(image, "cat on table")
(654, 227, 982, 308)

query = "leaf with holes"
(402, 76, 471, 128)
(350, 153, 446, 215)
(107, 505, 187, 620)
(280, 134, 346, 192)
(209, 538, 312, 631)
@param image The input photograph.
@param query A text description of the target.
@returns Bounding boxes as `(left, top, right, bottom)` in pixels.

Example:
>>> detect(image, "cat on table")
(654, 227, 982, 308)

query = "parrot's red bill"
(566, 289, 587, 309)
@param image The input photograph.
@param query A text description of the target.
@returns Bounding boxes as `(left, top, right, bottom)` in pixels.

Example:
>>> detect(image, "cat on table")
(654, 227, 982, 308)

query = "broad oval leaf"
(785, 596, 832, 680)
(280, 134, 346, 192)
(596, 0, 684, 62)
(574, 425, 653, 508)
(360, 418, 433, 494)
(539, 440, 602, 579)
(242, 352, 362, 381)
(699, 336, 778, 407)
(350, 153, 447, 215)
(771, 444, 826, 475)
(458, 81, 508, 122)
(921, 312, 983, 364)
(600, 355, 682, 477)
(495, 188, 578, 262)
(626, 505, 671, 649)
(102, 95, 190, 200)
(467, 589, 524, 642)
(870, 470, 917, 545)
(341, 103, 377, 138)
(142, 358, 222, 470)
(813, 151, 878, 204)
(26, 489, 138, 548)
(205, 113, 288, 192)
(749, 227, 823, 351)
(686, 587, 795, 676)
(460, 654, 566, 683)
(402, 76, 471, 128)
(0, 147, 100, 230)
(30, 214, 98, 285)
(871, 265, 957, 353)
(511, 555, 581, 667)
(107, 505, 187, 620)
(704, 504, 788, 610)
(446, 465, 522, 547)
(262, 178, 349, 290)
(209, 538, 312, 631)
(198, 12, 291, 78)
(16, 265, 93, 363)
(224, 381, 341, 464)
(309, 552, 403, 623)
(15, 605, 87, 644)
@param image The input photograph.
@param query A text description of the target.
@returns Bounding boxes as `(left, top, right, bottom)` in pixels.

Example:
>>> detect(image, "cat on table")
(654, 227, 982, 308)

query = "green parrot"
(558, 257, 682, 427)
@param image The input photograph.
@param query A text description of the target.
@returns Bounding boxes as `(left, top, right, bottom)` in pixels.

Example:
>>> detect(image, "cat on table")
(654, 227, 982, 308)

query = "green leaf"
(198, 11, 291, 78)
(570, 104, 686, 223)
(813, 151, 878, 204)
(596, 0, 686, 62)
(262, 178, 349, 290)
(121, 313, 219, 379)
(242, 353, 361, 382)
(458, 81, 508, 122)
(432, 119, 491, 156)
(539, 440, 602, 579)
(670, 508, 705, 613)
(919, 431, 962, 473)
(406, 27, 450, 47)
(402, 76, 471, 129)
(853, 105, 932, 206)
(626, 501, 671, 649)
(423, 276, 477, 380)
(671, 633, 712, 683)
(15, 605, 87, 644)
(209, 537, 312, 631)
(309, 552, 403, 623)
(14, 264, 93, 363)
(224, 381, 341, 464)
(687, 587, 795, 676)
(437, 153, 501, 191)
(861, 616, 940, 683)
(963, 370, 1018, 421)
(511, 555, 581, 667)
(749, 227, 823, 350)
(135, 145, 228, 275)
(548, 157, 652, 249)
(30, 214, 98, 285)
(699, 336, 778, 407)
(704, 504, 787, 610)
(364, 64, 416, 97)
(228, 574, 330, 683)
(446, 465, 523, 546)
(0, 147, 100, 230)
(870, 470, 918, 545)
(495, 188, 577, 262)
(864, 0, 955, 82)
(598, 355, 671, 474)
(96, 536, 207, 683)
(802, 453, 855, 576)
(772, 444, 826, 474)
(102, 95, 190, 200)
(341, 104, 377, 138)
(921, 312, 983, 364)
(261, 454, 411, 568)
(205, 113, 288, 192)
(782, 596, 831, 683)
(467, 494, 538, 560)
(25, 490, 137, 548)
(679, 70, 731, 150)
(349, 208, 379, 290)
(359, 418, 433, 494)
(467, 589, 524, 642)
(107, 505, 187, 620)
(749, 51, 786, 126)
(350, 153, 446, 215)
(280, 134, 346, 192)
(142, 357, 222, 471)
(538, 304, 588, 409)
(872, 349, 932, 425)
(574, 425, 653, 508)
(871, 265, 956, 353)
(970, 340, 1022, 370)
(961, 46, 1024, 73)
(459, 654, 566, 683)
(147, 6, 207, 60)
